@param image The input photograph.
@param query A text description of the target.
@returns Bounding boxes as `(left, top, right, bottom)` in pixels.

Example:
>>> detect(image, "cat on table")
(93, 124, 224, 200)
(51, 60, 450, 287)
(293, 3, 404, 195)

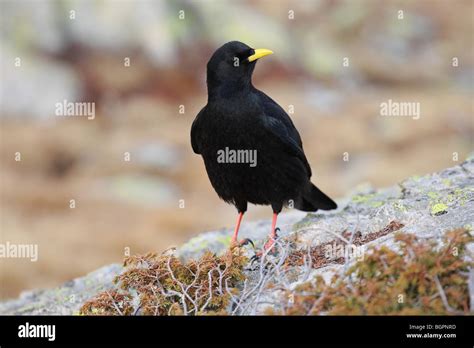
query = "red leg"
(231, 212, 244, 244)
(263, 212, 278, 252)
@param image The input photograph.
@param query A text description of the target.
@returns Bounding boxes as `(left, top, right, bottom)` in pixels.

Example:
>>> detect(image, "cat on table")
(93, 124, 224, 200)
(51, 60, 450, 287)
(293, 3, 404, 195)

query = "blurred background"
(0, 0, 472, 299)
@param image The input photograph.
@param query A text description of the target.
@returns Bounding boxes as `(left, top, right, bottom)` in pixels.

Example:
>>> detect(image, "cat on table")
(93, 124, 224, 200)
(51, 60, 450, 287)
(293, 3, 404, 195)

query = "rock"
(0, 159, 472, 315)
(1, 52, 81, 120)
(181, 158, 473, 261)
(0, 264, 122, 315)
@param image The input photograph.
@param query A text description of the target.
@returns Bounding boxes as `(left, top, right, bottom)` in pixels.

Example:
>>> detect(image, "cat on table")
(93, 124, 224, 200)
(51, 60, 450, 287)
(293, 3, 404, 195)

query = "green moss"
(184, 235, 211, 250)
(431, 203, 448, 216)
(216, 234, 232, 246)
(453, 188, 469, 206)
(442, 178, 452, 187)
(352, 193, 375, 203)
(393, 201, 408, 212)
(370, 201, 384, 208)
(351, 193, 385, 208)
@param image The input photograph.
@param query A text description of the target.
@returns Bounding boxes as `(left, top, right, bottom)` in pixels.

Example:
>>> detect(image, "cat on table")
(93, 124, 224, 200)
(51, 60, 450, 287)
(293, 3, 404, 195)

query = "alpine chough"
(191, 41, 337, 252)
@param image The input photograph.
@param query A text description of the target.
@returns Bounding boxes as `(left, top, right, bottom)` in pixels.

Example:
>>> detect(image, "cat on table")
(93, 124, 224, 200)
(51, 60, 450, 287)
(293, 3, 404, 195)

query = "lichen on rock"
(0, 159, 472, 315)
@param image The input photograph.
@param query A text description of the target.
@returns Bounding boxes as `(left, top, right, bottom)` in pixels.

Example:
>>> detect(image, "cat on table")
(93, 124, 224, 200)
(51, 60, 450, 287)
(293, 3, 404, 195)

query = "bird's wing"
(256, 91, 312, 177)
(191, 107, 206, 154)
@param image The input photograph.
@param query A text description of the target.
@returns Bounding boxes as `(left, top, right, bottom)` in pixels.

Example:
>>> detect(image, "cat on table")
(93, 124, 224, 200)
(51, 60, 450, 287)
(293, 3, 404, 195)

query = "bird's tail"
(295, 182, 337, 212)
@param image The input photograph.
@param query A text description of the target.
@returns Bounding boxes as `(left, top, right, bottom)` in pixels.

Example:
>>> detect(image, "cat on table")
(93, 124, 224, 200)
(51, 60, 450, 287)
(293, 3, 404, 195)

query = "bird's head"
(206, 41, 273, 99)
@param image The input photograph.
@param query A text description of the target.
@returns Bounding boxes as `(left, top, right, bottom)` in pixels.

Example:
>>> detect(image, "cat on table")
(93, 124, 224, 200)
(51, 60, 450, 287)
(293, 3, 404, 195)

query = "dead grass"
(269, 228, 473, 315)
(286, 220, 405, 268)
(80, 249, 248, 315)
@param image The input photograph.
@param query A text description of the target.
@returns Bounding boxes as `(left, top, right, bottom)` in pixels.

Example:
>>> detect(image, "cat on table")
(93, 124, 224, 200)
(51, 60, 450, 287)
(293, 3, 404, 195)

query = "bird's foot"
(250, 245, 277, 264)
(250, 228, 280, 262)
(230, 238, 255, 250)
(238, 238, 255, 248)
(262, 238, 276, 254)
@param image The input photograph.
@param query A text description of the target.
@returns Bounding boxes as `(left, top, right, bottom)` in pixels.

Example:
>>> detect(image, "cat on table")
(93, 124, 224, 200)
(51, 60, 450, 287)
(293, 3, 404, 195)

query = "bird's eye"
(242, 49, 254, 61)
(234, 49, 254, 65)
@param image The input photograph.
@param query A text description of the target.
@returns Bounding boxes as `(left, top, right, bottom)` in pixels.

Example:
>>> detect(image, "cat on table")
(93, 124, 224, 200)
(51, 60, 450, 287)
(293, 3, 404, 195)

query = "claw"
(248, 223, 281, 266)
(260, 231, 280, 256)
(250, 253, 260, 264)
(239, 238, 255, 248)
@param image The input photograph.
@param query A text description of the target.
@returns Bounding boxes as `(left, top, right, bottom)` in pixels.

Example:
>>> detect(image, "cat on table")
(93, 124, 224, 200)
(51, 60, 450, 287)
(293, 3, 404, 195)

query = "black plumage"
(191, 41, 337, 250)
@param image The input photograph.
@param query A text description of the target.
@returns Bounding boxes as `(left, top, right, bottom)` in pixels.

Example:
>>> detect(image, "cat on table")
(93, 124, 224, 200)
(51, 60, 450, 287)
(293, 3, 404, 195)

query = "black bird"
(191, 41, 337, 253)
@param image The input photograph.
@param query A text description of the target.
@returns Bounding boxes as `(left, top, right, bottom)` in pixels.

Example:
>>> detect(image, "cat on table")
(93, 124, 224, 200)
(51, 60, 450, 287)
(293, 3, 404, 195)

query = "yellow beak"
(247, 48, 274, 62)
